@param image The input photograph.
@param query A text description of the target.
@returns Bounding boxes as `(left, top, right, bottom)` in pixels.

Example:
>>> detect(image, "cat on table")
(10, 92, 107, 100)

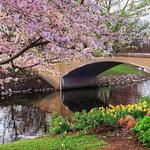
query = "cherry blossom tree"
(0, 0, 149, 70)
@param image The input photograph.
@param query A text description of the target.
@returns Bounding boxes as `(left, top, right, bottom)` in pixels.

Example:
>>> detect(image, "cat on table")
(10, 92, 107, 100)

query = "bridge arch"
(33, 56, 150, 90)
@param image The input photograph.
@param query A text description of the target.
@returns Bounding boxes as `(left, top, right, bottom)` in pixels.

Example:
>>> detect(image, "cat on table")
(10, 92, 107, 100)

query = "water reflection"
(0, 104, 49, 144)
(0, 93, 72, 144)
(62, 80, 150, 111)
(33, 92, 72, 116)
(0, 80, 150, 144)
(138, 80, 150, 97)
(62, 89, 108, 112)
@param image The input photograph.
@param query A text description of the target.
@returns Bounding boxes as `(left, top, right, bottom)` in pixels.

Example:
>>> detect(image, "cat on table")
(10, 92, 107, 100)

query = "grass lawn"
(101, 64, 146, 76)
(0, 135, 106, 150)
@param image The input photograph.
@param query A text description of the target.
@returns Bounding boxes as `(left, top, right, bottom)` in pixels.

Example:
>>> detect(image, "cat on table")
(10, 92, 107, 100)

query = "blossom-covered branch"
(0, 0, 149, 69)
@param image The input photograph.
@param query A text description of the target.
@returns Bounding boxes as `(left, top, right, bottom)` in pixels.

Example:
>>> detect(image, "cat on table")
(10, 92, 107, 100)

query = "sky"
(109, 0, 150, 23)
(142, 14, 150, 22)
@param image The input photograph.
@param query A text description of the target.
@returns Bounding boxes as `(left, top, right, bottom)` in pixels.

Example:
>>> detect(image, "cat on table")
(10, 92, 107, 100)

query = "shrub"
(72, 101, 149, 132)
(73, 109, 104, 131)
(50, 113, 71, 135)
(133, 116, 150, 148)
(140, 96, 150, 107)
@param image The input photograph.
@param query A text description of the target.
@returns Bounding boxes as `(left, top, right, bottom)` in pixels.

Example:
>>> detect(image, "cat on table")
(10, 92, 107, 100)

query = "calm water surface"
(0, 80, 150, 143)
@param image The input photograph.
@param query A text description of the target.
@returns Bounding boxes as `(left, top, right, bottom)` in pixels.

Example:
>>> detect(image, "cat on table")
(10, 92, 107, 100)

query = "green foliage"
(120, 10, 129, 17)
(73, 100, 149, 132)
(105, 21, 112, 29)
(96, 50, 104, 57)
(0, 135, 106, 150)
(50, 113, 71, 135)
(105, 20, 122, 33)
(140, 96, 150, 107)
(141, 129, 150, 148)
(112, 21, 122, 32)
(133, 116, 150, 148)
(133, 116, 150, 133)
(50, 99, 150, 135)
(8, 31, 14, 39)
(73, 109, 104, 131)
(95, 32, 102, 39)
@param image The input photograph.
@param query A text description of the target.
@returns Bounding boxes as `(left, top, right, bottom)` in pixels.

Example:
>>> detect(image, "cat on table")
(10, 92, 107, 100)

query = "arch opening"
(61, 61, 122, 90)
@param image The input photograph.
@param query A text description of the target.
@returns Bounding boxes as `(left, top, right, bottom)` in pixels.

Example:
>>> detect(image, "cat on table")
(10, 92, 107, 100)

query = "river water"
(0, 80, 150, 143)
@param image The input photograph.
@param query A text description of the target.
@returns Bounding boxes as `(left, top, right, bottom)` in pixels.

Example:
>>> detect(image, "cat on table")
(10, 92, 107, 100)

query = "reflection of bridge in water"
(33, 55, 150, 90)
(32, 81, 148, 112)
(32, 92, 72, 116)
(1, 79, 150, 116)
(0, 78, 149, 118)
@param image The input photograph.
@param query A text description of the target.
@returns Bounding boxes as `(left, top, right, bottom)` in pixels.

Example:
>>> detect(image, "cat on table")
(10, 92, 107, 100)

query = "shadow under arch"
(61, 61, 122, 89)
(61, 88, 108, 112)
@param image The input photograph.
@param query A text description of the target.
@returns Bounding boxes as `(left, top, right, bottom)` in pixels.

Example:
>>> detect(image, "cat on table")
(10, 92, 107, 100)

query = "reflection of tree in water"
(137, 80, 150, 97)
(99, 84, 140, 105)
(63, 98, 107, 112)
(0, 104, 49, 144)
(112, 84, 139, 104)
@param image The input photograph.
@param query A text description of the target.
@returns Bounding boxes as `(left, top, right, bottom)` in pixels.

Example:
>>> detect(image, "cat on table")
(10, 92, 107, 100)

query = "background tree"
(97, 0, 150, 52)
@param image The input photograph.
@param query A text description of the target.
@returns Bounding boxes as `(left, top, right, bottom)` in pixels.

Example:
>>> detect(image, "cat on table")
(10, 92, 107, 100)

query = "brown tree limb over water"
(0, 38, 49, 65)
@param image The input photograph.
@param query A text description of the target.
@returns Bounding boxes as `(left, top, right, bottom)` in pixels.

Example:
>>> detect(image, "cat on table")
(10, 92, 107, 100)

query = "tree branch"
(80, 0, 84, 5)
(0, 38, 49, 65)
(33, 41, 49, 47)
(107, 0, 112, 14)
(122, 0, 129, 11)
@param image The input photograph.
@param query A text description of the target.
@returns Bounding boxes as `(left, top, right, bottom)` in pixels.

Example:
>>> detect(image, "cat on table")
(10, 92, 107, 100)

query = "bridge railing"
(115, 40, 150, 54)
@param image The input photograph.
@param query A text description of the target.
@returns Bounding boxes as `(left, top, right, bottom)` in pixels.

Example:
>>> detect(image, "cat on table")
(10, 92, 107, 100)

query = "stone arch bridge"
(33, 56, 150, 90)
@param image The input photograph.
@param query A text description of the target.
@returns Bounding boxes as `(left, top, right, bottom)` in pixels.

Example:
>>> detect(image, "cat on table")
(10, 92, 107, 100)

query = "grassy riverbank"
(102, 64, 147, 76)
(0, 135, 106, 150)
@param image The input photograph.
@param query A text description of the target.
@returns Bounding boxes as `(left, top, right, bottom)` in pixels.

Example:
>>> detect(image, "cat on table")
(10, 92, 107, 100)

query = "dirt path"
(102, 136, 146, 150)
(99, 130, 147, 150)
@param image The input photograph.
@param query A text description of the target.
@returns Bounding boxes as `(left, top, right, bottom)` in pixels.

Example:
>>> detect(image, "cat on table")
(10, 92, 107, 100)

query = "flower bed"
(50, 97, 150, 148)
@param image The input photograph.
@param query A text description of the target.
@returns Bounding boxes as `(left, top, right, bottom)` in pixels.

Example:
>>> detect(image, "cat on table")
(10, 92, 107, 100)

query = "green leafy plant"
(140, 96, 150, 107)
(50, 113, 71, 135)
(73, 109, 104, 131)
(133, 116, 150, 148)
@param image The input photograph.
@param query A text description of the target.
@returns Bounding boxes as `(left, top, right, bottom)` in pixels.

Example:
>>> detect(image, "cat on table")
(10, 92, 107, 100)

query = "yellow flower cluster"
(94, 100, 149, 119)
